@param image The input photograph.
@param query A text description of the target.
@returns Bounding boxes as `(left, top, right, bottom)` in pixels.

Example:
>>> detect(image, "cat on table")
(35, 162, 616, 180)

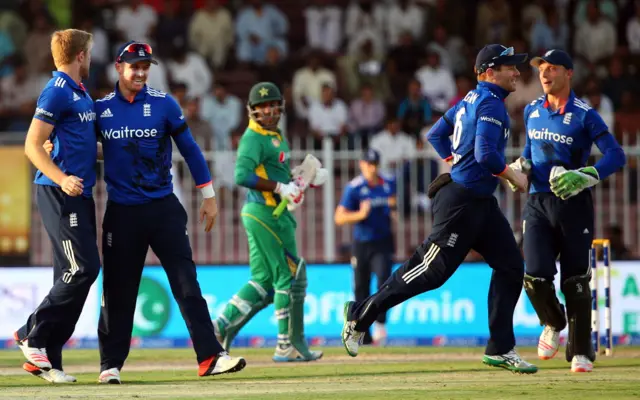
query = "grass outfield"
(0, 347, 639, 399)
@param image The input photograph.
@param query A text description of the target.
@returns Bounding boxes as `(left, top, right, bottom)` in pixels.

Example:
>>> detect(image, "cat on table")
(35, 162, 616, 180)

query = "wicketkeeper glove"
(507, 157, 532, 192)
(549, 166, 600, 200)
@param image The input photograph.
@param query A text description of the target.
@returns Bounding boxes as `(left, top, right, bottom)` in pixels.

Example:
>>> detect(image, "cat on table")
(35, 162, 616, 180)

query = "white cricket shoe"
(23, 363, 76, 383)
(341, 301, 365, 357)
(538, 325, 560, 360)
(14, 332, 51, 370)
(372, 322, 387, 346)
(571, 355, 593, 372)
(198, 352, 246, 377)
(98, 368, 121, 384)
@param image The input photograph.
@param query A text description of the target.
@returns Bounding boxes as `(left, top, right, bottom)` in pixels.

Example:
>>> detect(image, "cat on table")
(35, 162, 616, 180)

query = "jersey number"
(451, 108, 466, 164)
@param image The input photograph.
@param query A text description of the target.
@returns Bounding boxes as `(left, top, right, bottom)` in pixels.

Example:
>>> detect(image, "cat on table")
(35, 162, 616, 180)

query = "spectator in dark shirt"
(397, 78, 432, 138)
(387, 31, 425, 99)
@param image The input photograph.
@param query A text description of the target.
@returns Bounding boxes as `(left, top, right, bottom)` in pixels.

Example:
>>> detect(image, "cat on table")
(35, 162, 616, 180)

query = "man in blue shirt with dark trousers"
(512, 50, 625, 373)
(16, 28, 97, 384)
(335, 149, 396, 346)
(93, 41, 246, 383)
(341, 44, 537, 374)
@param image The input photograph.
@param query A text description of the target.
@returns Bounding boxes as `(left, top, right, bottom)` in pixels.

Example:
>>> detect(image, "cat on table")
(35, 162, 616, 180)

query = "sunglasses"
(117, 43, 153, 62)
(477, 46, 516, 74)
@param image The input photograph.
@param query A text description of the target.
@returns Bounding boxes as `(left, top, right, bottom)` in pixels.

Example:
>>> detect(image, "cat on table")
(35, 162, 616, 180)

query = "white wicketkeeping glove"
(506, 157, 532, 192)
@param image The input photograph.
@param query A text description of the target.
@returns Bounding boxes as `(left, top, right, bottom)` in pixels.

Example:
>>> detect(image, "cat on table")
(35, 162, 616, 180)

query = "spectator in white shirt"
(386, 0, 424, 47)
(200, 82, 242, 152)
(235, 0, 289, 65)
(369, 117, 416, 176)
(114, 0, 157, 46)
(292, 51, 337, 119)
(574, 1, 616, 64)
(308, 83, 349, 150)
(415, 50, 456, 115)
(348, 83, 386, 148)
(627, 0, 640, 55)
(582, 77, 615, 134)
(166, 46, 212, 99)
(345, 0, 386, 54)
(304, 0, 343, 54)
(189, 0, 234, 69)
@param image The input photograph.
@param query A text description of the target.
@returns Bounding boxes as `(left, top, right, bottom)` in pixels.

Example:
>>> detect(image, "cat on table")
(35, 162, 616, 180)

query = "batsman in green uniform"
(213, 82, 325, 362)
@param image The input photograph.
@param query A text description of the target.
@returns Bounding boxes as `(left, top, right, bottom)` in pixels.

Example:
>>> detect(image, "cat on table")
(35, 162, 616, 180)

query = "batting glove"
(310, 168, 329, 188)
(287, 192, 304, 211)
(549, 166, 599, 200)
(275, 181, 304, 205)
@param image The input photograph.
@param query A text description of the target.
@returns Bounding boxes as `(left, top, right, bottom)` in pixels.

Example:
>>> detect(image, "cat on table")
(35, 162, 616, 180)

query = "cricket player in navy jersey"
(335, 149, 396, 346)
(512, 50, 625, 373)
(342, 44, 538, 373)
(93, 41, 245, 382)
(15, 29, 97, 384)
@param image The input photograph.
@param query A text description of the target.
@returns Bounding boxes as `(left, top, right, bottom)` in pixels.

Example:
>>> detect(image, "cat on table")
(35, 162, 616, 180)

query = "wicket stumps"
(590, 239, 612, 356)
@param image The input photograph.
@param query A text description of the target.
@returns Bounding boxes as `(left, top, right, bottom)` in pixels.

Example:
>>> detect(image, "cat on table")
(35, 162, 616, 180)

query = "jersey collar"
(477, 81, 510, 100)
(542, 90, 575, 115)
(249, 119, 282, 140)
(52, 71, 83, 91)
(114, 82, 148, 103)
(361, 174, 383, 188)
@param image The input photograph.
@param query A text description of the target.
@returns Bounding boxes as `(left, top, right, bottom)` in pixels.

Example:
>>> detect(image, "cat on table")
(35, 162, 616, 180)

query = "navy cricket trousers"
(352, 238, 393, 324)
(348, 182, 525, 355)
(97, 194, 223, 371)
(17, 185, 100, 370)
(523, 191, 594, 281)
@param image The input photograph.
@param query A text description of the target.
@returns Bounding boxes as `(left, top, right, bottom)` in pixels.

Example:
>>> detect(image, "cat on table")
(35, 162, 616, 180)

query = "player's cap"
(116, 41, 158, 65)
(362, 148, 380, 165)
(475, 44, 528, 74)
(530, 49, 573, 70)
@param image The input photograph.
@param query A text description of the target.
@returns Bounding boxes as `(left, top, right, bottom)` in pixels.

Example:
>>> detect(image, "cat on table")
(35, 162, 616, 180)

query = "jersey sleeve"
(165, 95, 212, 187)
(234, 134, 263, 188)
(165, 94, 189, 137)
(425, 105, 455, 161)
(585, 109, 626, 179)
(339, 184, 359, 211)
(584, 108, 610, 141)
(522, 103, 533, 160)
(474, 98, 507, 175)
(33, 86, 68, 125)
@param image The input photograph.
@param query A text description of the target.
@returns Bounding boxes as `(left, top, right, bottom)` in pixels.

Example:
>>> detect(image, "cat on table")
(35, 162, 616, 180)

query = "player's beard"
(124, 72, 148, 93)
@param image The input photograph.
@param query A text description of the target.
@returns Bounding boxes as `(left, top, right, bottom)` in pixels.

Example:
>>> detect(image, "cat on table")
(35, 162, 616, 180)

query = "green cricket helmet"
(247, 81, 285, 129)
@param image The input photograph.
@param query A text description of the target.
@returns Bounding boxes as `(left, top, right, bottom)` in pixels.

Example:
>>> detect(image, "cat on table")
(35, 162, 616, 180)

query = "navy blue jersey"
(33, 72, 97, 197)
(427, 81, 512, 196)
(339, 174, 396, 242)
(523, 91, 625, 193)
(95, 84, 211, 205)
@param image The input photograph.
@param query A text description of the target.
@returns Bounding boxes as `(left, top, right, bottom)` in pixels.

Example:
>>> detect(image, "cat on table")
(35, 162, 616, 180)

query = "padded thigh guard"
(287, 254, 316, 358)
(562, 274, 596, 362)
(523, 274, 567, 331)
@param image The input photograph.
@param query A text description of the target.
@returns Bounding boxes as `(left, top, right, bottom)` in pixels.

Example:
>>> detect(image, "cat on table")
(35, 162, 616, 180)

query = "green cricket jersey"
(235, 119, 291, 207)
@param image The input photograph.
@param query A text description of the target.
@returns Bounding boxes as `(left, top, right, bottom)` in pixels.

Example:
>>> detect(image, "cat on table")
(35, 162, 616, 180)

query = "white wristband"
(200, 184, 215, 198)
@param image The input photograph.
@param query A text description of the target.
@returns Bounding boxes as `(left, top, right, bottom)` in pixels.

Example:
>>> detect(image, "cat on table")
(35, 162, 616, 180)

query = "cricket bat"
(272, 154, 322, 218)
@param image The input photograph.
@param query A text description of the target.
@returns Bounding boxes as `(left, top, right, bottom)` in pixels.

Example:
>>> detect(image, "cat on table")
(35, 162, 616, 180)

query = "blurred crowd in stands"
(1, 0, 640, 260)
